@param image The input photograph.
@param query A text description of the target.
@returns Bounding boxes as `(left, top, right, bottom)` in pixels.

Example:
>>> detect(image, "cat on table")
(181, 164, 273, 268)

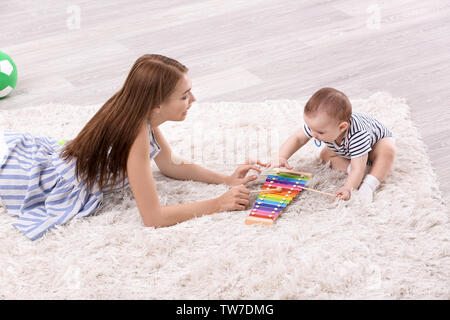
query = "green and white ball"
(0, 51, 18, 98)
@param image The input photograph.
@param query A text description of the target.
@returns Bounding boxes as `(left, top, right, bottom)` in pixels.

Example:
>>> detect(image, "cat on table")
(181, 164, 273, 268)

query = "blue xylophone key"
(267, 175, 307, 184)
(255, 198, 289, 207)
(253, 203, 284, 212)
(267, 176, 307, 187)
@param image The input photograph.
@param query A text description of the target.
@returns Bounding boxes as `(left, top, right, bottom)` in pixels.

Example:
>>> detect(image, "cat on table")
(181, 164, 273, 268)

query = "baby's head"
(303, 87, 352, 142)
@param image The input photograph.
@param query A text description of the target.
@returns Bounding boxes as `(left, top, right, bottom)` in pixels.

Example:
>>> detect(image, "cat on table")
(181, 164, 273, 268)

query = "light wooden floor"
(1, 0, 449, 200)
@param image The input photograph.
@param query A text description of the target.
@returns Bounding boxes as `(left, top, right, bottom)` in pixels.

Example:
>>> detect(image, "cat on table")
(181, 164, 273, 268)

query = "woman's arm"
(152, 127, 261, 185)
(127, 123, 249, 227)
(152, 127, 229, 184)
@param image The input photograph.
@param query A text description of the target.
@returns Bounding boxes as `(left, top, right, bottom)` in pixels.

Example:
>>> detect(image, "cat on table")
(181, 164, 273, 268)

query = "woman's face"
(159, 72, 196, 121)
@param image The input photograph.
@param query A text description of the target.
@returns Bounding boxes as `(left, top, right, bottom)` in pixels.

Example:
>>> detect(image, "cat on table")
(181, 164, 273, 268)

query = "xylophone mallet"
(250, 187, 282, 194)
(297, 186, 335, 197)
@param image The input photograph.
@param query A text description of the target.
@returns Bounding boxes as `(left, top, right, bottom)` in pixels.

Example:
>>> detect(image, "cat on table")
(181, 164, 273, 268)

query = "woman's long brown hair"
(60, 54, 188, 193)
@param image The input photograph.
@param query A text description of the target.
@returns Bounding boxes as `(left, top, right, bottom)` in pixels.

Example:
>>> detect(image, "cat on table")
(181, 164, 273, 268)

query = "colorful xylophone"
(245, 169, 313, 226)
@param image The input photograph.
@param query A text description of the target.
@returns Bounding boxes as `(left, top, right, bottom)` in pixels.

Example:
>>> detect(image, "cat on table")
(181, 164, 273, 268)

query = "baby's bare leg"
(320, 147, 350, 172)
(367, 137, 396, 182)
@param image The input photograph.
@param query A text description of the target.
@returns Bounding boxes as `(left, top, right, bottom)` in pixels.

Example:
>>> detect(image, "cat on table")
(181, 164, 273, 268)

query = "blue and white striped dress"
(0, 121, 161, 241)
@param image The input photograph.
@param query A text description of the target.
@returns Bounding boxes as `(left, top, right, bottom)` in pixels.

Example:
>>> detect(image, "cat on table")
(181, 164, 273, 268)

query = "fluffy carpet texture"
(0, 92, 448, 299)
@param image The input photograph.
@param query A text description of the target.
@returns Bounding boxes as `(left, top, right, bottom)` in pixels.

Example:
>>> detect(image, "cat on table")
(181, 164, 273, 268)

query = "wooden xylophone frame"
(245, 169, 313, 226)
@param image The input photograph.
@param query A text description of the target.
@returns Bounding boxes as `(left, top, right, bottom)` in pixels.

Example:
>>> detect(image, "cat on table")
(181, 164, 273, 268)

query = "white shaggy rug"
(0, 92, 449, 299)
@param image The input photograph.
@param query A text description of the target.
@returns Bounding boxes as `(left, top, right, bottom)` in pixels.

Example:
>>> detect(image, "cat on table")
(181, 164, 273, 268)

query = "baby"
(271, 87, 395, 201)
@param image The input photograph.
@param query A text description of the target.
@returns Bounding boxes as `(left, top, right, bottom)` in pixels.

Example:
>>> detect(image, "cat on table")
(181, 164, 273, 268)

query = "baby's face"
(303, 112, 348, 143)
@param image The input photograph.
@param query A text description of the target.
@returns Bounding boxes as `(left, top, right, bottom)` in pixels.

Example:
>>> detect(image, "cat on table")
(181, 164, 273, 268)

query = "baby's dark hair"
(304, 87, 352, 122)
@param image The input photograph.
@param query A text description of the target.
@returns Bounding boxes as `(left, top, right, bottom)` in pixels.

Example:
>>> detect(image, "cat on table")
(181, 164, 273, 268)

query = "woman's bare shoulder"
(128, 121, 151, 160)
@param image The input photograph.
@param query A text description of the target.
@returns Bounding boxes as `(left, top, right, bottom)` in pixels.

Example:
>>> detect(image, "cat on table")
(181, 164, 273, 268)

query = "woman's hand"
(216, 185, 250, 211)
(226, 160, 266, 186)
(335, 186, 351, 201)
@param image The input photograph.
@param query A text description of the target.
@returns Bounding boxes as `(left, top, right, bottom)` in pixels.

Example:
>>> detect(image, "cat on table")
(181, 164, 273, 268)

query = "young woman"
(0, 54, 262, 240)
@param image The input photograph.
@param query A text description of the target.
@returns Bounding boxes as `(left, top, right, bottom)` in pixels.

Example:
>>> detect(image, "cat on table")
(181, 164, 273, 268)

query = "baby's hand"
(268, 157, 293, 170)
(335, 186, 351, 201)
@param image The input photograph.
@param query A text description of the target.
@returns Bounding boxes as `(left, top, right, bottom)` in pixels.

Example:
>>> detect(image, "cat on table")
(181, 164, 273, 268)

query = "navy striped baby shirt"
(303, 111, 392, 159)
